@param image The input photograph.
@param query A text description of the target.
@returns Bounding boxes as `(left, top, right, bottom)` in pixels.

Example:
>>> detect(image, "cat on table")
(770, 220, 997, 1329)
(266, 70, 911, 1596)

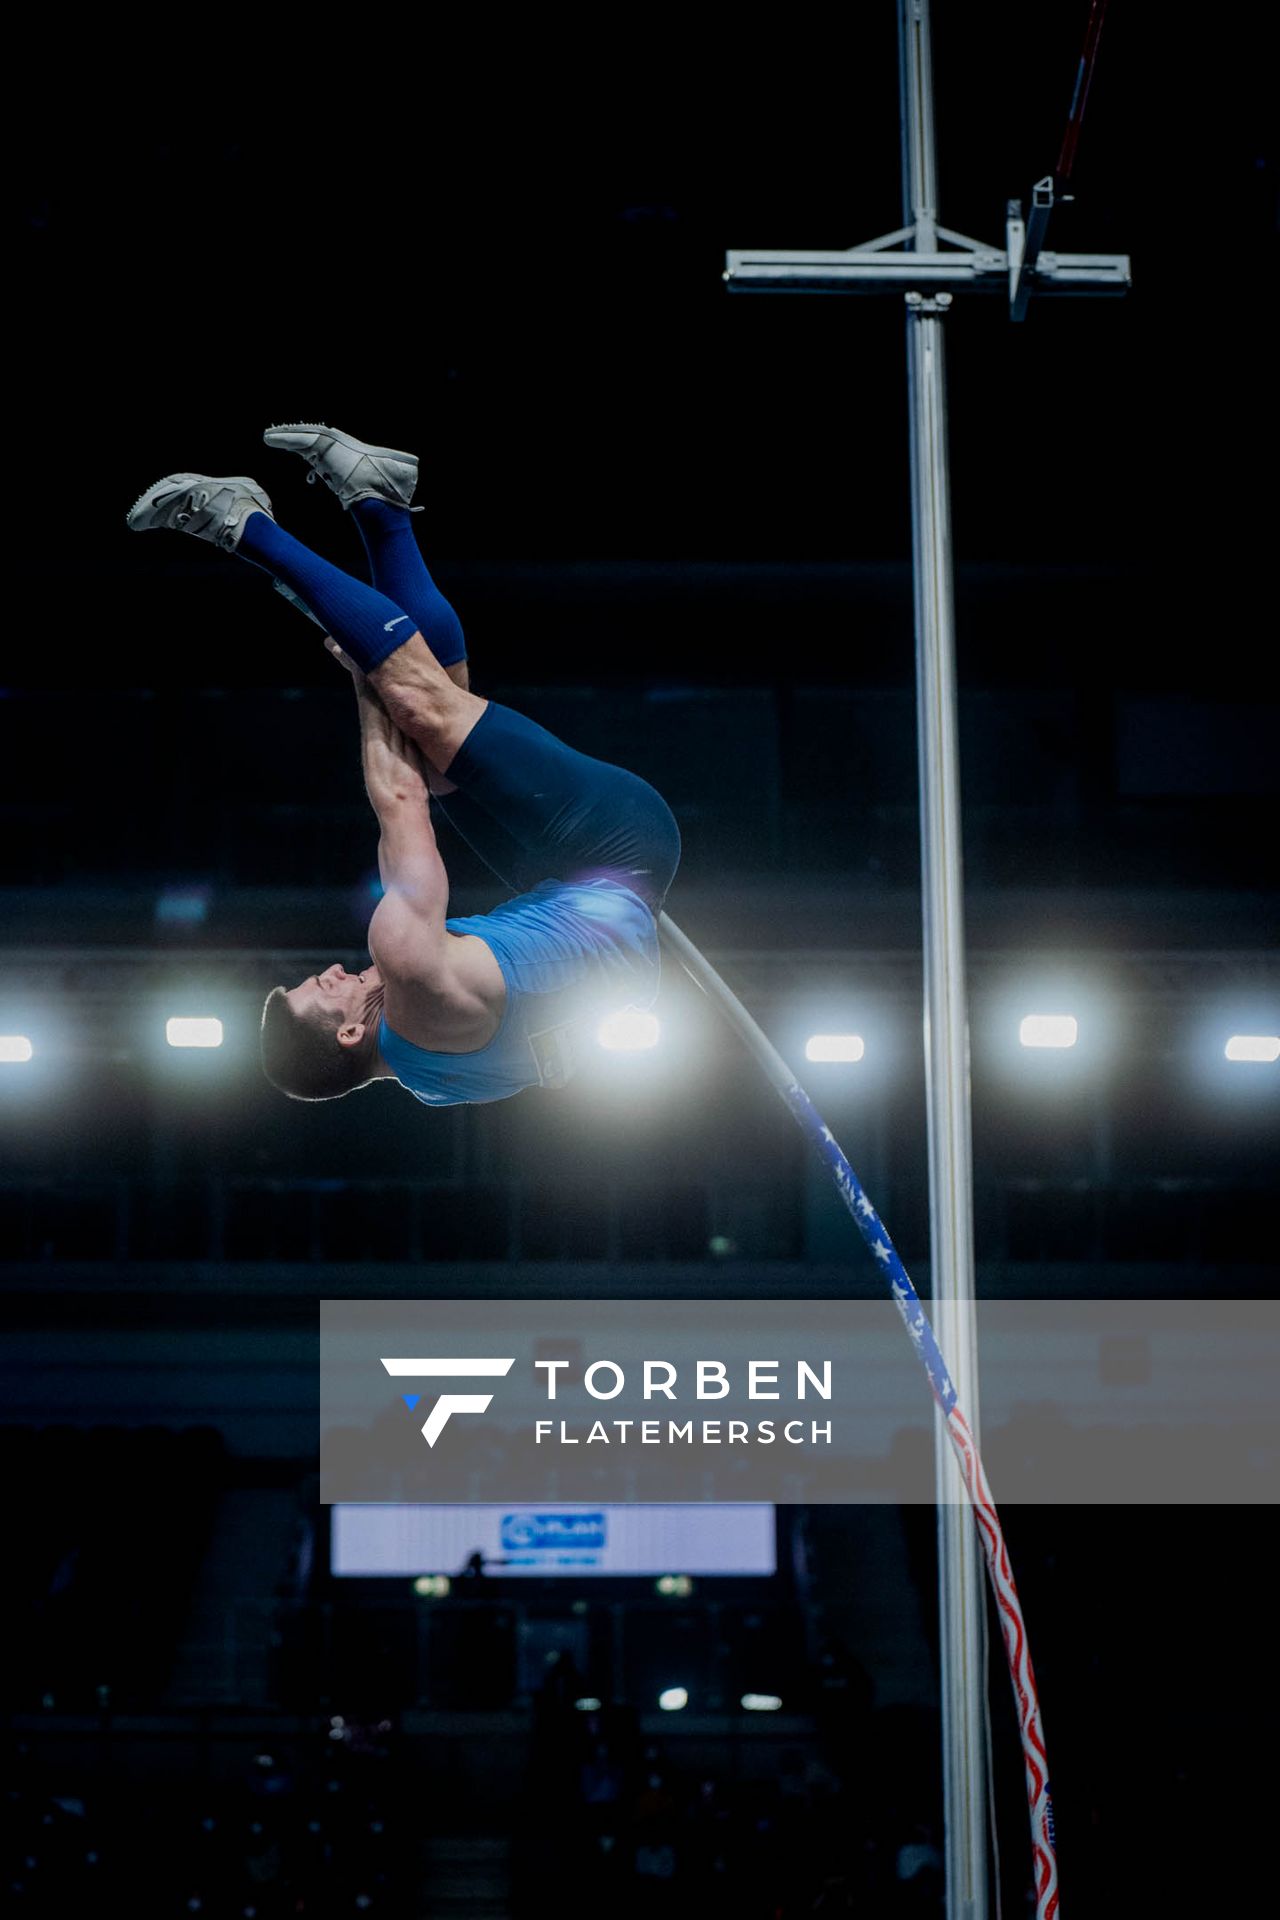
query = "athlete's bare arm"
(353, 674, 448, 935)
(331, 641, 503, 1045)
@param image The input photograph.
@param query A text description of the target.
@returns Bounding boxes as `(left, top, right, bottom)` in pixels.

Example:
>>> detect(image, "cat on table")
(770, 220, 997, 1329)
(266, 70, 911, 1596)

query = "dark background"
(4, 7, 1277, 1915)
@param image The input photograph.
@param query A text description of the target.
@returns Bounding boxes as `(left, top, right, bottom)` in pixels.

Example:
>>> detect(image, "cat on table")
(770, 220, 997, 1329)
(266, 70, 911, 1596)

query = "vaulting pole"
(659, 912, 1059, 1919)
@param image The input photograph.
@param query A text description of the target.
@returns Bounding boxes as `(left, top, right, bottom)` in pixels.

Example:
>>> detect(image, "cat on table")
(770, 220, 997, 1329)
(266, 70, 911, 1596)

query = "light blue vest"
(377, 878, 660, 1107)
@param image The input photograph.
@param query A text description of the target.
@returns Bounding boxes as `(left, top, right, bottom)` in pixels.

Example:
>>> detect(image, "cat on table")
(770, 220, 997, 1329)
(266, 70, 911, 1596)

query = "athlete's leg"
(132, 465, 678, 905)
(127, 470, 451, 687)
(351, 499, 466, 668)
(232, 512, 451, 680)
(348, 498, 472, 794)
(253, 430, 665, 899)
(225, 468, 678, 909)
(299, 487, 523, 882)
(366, 635, 487, 774)
(371, 644, 681, 913)
(259, 424, 467, 673)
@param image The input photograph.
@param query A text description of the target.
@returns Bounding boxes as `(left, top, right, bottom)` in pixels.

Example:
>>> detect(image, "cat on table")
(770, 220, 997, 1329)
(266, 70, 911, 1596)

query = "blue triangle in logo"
(401, 1394, 420, 1412)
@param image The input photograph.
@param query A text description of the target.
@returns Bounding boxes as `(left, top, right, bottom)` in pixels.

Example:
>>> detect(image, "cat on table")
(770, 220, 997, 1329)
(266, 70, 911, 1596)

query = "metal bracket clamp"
(905, 292, 953, 316)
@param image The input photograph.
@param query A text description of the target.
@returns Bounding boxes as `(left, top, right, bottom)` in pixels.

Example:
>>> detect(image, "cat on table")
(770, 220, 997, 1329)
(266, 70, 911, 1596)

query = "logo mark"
(502, 1512, 606, 1552)
(381, 1356, 515, 1447)
(382, 615, 410, 632)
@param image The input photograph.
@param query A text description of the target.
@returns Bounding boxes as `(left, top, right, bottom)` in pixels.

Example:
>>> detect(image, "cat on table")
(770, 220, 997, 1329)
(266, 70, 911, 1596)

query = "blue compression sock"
(236, 512, 417, 673)
(351, 500, 467, 668)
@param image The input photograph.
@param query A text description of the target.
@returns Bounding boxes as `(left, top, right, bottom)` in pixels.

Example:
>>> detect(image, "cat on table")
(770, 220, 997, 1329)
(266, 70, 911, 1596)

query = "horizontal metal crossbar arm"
(724, 245, 1130, 296)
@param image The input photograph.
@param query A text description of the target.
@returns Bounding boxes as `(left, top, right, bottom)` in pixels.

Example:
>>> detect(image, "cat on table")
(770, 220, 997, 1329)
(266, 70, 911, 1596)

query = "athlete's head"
(260, 963, 387, 1101)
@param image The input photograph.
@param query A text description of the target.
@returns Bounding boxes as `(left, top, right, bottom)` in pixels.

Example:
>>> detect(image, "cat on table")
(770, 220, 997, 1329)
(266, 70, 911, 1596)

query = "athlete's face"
(284, 963, 383, 1044)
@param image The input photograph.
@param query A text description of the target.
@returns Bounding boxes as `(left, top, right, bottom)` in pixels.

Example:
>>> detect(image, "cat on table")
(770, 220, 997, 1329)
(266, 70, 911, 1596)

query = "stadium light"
(1225, 1035, 1280, 1064)
(990, 977, 1113, 1082)
(658, 1687, 688, 1711)
(740, 1693, 783, 1712)
(1019, 1014, 1079, 1050)
(574, 1696, 603, 1712)
(412, 1575, 450, 1599)
(0, 1036, 34, 1064)
(597, 1006, 660, 1051)
(804, 1033, 866, 1063)
(656, 1574, 693, 1597)
(165, 1017, 224, 1049)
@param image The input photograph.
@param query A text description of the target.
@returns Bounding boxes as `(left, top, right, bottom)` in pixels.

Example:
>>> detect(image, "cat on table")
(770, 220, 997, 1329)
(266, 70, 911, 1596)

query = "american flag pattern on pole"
(657, 913, 1061, 1918)
(783, 1079, 1060, 1920)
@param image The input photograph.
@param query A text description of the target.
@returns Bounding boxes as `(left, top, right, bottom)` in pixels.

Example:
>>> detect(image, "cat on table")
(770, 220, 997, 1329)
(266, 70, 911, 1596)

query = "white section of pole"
(898, 4, 990, 1916)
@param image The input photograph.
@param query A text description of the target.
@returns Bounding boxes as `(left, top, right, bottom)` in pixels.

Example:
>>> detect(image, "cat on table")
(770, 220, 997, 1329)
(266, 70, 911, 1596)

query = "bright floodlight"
(166, 1017, 224, 1049)
(740, 1693, 783, 1712)
(0, 1036, 34, 1064)
(805, 1034, 866, 1063)
(574, 1696, 603, 1712)
(1019, 1015, 1078, 1050)
(658, 1687, 688, 1712)
(597, 1006, 660, 1051)
(1225, 1035, 1280, 1063)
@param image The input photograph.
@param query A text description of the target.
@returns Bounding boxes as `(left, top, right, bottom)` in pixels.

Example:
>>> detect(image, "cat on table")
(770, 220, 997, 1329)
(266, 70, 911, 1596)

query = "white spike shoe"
(262, 422, 421, 512)
(126, 472, 274, 550)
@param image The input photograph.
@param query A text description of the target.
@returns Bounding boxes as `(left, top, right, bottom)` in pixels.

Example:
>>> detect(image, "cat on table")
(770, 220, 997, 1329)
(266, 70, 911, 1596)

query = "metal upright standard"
(901, 12, 989, 1911)
(722, 3, 1128, 1916)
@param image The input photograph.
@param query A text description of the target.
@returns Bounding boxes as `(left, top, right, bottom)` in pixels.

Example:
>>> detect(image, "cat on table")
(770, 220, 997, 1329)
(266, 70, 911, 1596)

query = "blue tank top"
(376, 878, 661, 1107)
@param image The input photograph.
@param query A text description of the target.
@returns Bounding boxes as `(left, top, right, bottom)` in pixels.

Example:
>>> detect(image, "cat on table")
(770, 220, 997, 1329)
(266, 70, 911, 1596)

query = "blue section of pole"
(658, 912, 1062, 1917)
(657, 914, 957, 1411)
(780, 1080, 957, 1414)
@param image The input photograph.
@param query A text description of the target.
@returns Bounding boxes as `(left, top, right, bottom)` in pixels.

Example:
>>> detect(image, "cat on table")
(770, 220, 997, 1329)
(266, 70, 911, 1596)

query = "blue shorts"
(434, 700, 681, 915)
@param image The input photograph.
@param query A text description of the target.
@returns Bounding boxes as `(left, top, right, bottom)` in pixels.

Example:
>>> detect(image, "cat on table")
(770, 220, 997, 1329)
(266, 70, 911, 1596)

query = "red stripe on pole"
(1056, 0, 1111, 181)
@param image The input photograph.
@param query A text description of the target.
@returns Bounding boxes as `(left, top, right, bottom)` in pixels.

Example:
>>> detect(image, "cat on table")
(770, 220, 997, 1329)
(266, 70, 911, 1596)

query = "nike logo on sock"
(383, 615, 410, 632)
